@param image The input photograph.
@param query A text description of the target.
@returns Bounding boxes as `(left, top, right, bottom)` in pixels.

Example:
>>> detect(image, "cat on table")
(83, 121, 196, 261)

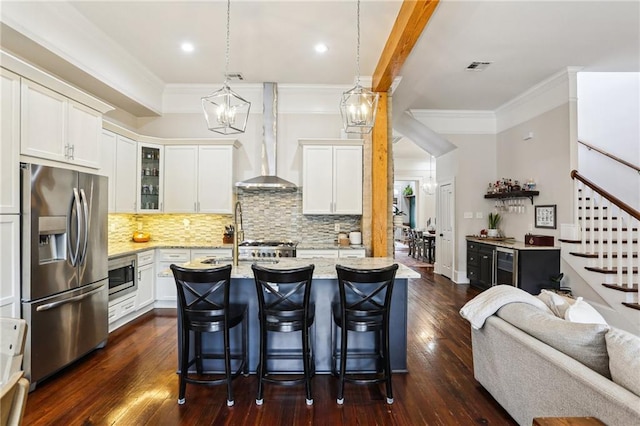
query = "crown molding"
(1, 1, 164, 114)
(409, 109, 496, 134)
(495, 67, 582, 133)
(1, 50, 113, 113)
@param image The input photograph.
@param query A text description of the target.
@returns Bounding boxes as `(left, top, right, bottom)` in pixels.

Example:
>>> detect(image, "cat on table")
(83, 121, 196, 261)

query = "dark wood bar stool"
(170, 264, 248, 407)
(424, 234, 436, 263)
(332, 263, 399, 405)
(413, 230, 424, 260)
(252, 264, 315, 406)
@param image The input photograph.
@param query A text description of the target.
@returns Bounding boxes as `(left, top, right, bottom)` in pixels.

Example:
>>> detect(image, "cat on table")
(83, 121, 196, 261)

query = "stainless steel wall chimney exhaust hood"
(236, 82, 297, 189)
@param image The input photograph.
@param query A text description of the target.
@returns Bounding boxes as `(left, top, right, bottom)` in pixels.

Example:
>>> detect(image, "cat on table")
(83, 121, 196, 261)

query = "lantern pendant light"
(340, 0, 379, 134)
(202, 0, 250, 134)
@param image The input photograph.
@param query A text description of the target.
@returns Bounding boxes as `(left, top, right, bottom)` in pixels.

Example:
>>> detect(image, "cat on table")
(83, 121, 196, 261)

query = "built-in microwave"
(108, 255, 136, 300)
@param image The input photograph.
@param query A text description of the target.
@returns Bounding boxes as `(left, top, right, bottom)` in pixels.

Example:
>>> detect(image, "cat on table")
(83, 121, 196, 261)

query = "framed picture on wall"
(535, 204, 557, 229)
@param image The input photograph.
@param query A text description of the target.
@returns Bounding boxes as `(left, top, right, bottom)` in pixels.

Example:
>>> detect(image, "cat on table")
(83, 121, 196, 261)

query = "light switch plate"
(476, 212, 483, 219)
(464, 212, 473, 219)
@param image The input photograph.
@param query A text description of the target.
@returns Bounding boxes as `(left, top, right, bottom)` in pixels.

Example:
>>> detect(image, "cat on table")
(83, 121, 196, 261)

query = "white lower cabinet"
(296, 249, 339, 259)
(155, 249, 190, 308)
(338, 248, 366, 258)
(190, 248, 232, 261)
(136, 250, 155, 310)
(0, 216, 20, 318)
(108, 293, 137, 331)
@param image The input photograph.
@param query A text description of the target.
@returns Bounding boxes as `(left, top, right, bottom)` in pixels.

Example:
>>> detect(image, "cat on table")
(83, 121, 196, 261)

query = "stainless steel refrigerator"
(21, 163, 109, 389)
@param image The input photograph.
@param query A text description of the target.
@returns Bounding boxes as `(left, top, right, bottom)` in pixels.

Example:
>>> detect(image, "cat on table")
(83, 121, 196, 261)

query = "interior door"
(437, 180, 454, 279)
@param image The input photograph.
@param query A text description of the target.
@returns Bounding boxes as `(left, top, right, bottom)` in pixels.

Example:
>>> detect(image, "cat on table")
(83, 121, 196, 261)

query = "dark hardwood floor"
(23, 250, 516, 425)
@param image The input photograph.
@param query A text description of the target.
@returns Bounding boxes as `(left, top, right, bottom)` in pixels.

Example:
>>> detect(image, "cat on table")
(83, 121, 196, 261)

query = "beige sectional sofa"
(471, 302, 640, 426)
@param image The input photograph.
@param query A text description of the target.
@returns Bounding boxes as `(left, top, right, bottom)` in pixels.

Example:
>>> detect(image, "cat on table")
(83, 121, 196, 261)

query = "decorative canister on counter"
(349, 231, 362, 245)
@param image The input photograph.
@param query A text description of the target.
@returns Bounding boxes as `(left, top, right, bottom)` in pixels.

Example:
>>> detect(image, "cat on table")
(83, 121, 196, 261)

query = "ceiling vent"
(225, 72, 245, 81)
(465, 61, 492, 72)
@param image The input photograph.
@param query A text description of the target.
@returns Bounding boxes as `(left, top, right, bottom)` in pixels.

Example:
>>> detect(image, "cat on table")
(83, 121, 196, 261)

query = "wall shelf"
(484, 190, 539, 204)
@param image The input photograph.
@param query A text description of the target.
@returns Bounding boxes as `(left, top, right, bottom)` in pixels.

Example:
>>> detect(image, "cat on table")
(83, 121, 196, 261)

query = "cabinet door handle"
(194, 202, 197, 212)
(69, 144, 75, 160)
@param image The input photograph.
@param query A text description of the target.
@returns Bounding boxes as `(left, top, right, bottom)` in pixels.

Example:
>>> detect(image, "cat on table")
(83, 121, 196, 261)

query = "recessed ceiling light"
(181, 42, 195, 53)
(314, 43, 329, 54)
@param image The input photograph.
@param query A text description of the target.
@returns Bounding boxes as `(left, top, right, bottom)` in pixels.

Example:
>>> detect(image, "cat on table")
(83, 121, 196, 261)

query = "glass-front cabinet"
(137, 142, 163, 212)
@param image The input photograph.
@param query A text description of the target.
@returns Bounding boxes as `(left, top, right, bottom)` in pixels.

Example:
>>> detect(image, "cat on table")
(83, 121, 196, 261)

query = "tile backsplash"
(108, 188, 361, 246)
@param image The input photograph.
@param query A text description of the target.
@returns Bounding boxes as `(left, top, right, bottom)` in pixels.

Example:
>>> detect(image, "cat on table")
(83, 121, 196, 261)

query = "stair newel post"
(627, 212, 634, 290)
(578, 181, 586, 253)
(589, 186, 596, 256)
(597, 192, 604, 270)
(606, 199, 613, 271)
(617, 211, 624, 288)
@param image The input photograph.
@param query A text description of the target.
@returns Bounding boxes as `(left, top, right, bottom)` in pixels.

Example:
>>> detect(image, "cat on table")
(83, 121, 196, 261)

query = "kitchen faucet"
(233, 201, 244, 266)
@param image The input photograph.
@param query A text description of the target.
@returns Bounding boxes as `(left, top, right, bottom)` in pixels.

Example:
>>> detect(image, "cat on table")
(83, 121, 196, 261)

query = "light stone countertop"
(178, 257, 421, 279)
(466, 236, 560, 250)
(296, 244, 365, 250)
(108, 241, 232, 258)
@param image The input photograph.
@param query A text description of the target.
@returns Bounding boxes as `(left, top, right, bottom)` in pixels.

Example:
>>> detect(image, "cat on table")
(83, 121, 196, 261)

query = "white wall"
(438, 134, 497, 281)
(577, 72, 640, 209)
(496, 103, 573, 241)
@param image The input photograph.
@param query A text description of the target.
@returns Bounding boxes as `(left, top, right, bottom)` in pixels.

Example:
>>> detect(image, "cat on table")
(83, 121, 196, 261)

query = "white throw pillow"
(564, 297, 607, 325)
(537, 289, 575, 318)
(606, 328, 640, 397)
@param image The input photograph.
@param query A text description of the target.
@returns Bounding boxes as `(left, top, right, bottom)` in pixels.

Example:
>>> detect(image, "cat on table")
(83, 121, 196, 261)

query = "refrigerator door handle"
(68, 188, 82, 266)
(78, 188, 90, 265)
(35, 286, 104, 312)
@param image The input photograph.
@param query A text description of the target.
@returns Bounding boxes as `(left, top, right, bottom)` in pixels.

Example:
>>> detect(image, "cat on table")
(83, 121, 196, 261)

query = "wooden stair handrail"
(578, 140, 640, 173)
(571, 170, 640, 221)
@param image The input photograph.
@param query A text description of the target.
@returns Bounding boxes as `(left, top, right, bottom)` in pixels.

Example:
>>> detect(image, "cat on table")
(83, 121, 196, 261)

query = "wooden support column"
(371, 93, 389, 257)
(369, 0, 439, 256)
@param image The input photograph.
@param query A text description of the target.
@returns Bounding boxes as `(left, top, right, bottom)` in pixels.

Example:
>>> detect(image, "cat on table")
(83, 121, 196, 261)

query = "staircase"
(559, 166, 640, 331)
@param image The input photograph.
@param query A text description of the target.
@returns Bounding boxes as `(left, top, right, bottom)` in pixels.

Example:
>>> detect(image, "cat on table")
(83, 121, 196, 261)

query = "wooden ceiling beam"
(372, 0, 439, 92)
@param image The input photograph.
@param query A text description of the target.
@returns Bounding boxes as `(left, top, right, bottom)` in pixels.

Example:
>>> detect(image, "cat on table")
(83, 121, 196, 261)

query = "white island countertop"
(180, 257, 421, 279)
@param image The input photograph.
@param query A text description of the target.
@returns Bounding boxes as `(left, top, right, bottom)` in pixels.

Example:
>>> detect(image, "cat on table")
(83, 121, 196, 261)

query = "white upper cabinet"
(164, 144, 236, 214)
(0, 68, 21, 214)
(163, 145, 198, 213)
(100, 130, 117, 212)
(116, 136, 138, 213)
(300, 139, 363, 215)
(137, 142, 163, 213)
(21, 79, 66, 162)
(67, 99, 102, 168)
(21, 79, 102, 168)
(198, 145, 234, 213)
(100, 130, 138, 213)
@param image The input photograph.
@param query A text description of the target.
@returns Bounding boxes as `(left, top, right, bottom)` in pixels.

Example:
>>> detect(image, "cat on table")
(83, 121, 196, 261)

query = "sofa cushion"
(606, 328, 640, 397)
(564, 297, 607, 325)
(537, 289, 575, 318)
(497, 302, 611, 378)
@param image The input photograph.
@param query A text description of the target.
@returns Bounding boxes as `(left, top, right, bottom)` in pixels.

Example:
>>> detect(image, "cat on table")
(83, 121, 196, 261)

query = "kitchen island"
(178, 257, 420, 374)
